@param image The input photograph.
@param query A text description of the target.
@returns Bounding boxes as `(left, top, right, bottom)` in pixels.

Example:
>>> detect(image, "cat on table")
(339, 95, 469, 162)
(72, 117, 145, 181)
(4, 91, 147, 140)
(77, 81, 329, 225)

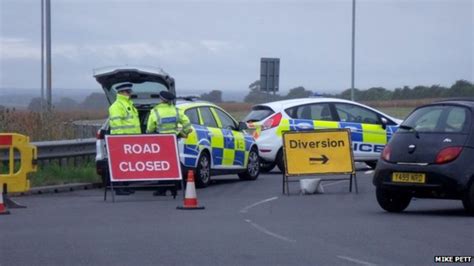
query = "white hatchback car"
(243, 98, 402, 172)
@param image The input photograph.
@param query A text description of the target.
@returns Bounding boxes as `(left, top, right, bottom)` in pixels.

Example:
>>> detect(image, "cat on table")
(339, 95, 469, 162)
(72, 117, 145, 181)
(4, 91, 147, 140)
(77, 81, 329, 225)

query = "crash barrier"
(32, 138, 96, 167)
(0, 138, 96, 167)
(104, 134, 183, 202)
(282, 129, 358, 195)
(177, 170, 205, 210)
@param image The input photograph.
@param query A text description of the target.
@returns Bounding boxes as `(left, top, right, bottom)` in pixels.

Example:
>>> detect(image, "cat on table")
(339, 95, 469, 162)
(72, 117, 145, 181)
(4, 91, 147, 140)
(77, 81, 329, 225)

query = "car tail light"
(262, 112, 282, 131)
(435, 146, 462, 164)
(382, 145, 391, 162)
(96, 129, 105, 140)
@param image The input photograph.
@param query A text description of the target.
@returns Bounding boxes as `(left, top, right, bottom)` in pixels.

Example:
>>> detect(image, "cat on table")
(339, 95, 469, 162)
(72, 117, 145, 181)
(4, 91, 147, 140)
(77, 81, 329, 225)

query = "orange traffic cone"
(0, 187, 10, 215)
(177, 170, 205, 210)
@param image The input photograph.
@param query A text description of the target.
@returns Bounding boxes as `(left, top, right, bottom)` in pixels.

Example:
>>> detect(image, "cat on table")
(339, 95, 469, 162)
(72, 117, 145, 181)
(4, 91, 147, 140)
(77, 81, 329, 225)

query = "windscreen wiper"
(399, 125, 419, 138)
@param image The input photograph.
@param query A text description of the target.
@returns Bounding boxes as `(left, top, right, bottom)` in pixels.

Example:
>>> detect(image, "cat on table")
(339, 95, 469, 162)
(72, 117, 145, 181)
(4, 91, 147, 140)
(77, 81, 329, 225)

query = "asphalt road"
(1, 165, 473, 266)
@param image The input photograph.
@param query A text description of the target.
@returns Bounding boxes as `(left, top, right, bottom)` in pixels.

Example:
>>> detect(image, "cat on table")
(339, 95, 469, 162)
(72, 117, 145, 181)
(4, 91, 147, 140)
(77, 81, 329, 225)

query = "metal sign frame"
(104, 134, 183, 202)
(281, 129, 358, 195)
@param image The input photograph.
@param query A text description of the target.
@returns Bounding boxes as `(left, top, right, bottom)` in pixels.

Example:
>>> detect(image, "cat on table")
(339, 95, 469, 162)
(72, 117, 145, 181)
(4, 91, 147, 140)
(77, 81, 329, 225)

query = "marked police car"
(94, 66, 260, 188)
(243, 98, 402, 172)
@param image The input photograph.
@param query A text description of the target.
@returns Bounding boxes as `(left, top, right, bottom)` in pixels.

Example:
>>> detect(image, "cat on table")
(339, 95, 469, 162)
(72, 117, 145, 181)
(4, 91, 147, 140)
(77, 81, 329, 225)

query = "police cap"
(116, 83, 133, 92)
(159, 91, 176, 101)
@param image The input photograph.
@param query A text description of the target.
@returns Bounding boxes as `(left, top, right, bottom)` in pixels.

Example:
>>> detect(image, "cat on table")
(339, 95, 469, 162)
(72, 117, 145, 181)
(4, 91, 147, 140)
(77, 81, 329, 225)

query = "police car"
(243, 98, 402, 172)
(94, 66, 260, 188)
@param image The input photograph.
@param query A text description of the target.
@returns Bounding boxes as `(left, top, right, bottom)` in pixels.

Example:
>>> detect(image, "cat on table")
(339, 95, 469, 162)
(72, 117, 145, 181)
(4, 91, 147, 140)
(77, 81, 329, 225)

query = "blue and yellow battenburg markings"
(182, 125, 255, 168)
(275, 118, 399, 153)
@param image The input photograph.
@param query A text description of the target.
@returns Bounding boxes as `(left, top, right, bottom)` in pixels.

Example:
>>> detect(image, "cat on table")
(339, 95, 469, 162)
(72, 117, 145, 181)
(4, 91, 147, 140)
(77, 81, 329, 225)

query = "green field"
(29, 162, 100, 187)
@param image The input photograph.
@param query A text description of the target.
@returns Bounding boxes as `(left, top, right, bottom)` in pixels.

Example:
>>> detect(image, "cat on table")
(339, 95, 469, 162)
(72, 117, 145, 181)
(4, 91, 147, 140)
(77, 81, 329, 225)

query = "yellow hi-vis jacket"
(108, 94, 141, 134)
(146, 103, 192, 136)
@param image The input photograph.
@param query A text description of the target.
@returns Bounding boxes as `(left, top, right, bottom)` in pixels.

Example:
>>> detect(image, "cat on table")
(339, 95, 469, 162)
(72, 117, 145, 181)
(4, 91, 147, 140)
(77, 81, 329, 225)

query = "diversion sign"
(282, 129, 355, 176)
(105, 134, 182, 182)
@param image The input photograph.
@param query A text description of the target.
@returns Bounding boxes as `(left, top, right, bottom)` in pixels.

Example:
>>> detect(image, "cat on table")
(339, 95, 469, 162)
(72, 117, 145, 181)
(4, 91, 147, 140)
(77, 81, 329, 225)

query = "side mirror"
(381, 117, 388, 130)
(238, 121, 248, 131)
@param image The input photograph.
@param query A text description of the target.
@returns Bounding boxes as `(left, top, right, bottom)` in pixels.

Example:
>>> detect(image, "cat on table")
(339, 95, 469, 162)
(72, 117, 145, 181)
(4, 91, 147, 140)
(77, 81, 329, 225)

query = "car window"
(112, 81, 168, 95)
(199, 107, 218, 128)
(445, 107, 468, 132)
(402, 105, 470, 133)
(286, 103, 334, 121)
(335, 103, 380, 124)
(184, 108, 200, 125)
(244, 106, 275, 122)
(214, 108, 237, 130)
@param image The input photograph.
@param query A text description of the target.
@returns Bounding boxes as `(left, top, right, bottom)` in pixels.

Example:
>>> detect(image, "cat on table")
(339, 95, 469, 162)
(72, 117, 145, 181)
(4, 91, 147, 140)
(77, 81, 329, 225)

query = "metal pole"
(41, 0, 44, 114)
(45, 0, 52, 111)
(351, 0, 356, 101)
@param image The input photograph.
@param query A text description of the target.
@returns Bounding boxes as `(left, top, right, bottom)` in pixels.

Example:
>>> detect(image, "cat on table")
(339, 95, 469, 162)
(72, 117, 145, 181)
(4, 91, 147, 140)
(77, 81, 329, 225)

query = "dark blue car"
(373, 99, 474, 214)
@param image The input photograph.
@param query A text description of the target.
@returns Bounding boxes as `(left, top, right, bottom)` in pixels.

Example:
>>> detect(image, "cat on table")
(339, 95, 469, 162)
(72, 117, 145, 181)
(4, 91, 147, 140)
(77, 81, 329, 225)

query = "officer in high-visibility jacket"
(109, 83, 141, 135)
(108, 83, 141, 195)
(146, 91, 192, 197)
(146, 91, 192, 136)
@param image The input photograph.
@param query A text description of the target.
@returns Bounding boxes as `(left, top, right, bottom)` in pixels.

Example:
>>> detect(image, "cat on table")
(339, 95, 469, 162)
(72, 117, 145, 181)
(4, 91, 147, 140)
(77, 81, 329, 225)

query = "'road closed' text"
(119, 161, 170, 172)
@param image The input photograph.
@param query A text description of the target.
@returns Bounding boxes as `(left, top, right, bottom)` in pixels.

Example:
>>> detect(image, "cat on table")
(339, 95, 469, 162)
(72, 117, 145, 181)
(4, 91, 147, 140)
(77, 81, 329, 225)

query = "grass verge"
(29, 162, 100, 187)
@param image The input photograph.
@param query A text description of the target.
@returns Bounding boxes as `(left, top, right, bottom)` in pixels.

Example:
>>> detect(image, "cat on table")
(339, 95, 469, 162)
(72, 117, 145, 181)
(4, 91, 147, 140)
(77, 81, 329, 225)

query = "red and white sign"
(105, 134, 182, 182)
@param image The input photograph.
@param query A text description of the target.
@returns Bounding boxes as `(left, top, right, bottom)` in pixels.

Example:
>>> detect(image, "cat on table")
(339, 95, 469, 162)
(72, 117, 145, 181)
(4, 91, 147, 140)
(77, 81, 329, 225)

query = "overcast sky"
(0, 0, 472, 96)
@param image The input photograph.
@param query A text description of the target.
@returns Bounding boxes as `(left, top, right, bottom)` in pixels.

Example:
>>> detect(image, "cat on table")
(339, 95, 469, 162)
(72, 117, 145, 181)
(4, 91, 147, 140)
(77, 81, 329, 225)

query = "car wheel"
(260, 161, 276, 173)
(366, 161, 377, 169)
(276, 149, 285, 173)
(195, 152, 211, 188)
(376, 187, 411, 213)
(239, 148, 260, 180)
(462, 181, 474, 215)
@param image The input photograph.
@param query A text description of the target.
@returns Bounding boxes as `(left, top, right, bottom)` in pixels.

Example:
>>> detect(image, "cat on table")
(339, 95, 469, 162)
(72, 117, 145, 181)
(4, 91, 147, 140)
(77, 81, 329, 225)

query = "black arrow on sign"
(309, 155, 329, 164)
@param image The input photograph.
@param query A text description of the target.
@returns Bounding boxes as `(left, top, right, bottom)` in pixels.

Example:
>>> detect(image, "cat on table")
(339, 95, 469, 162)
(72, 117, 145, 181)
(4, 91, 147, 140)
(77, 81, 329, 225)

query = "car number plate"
(392, 172, 426, 183)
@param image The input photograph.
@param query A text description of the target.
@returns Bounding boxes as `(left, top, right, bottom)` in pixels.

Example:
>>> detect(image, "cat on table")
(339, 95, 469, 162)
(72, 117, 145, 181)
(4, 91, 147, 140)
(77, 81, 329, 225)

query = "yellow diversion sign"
(283, 129, 355, 176)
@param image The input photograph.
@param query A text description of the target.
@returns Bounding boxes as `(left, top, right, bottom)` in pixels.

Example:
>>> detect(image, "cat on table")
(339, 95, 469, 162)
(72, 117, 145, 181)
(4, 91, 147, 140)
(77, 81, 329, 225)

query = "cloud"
(0, 37, 41, 60)
(1, 38, 236, 63)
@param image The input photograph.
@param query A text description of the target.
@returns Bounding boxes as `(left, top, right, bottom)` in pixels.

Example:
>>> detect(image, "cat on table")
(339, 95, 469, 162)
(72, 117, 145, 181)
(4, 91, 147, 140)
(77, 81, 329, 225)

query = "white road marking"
(322, 180, 347, 188)
(245, 219, 296, 243)
(337, 255, 377, 266)
(240, 196, 278, 213)
(365, 170, 374, 174)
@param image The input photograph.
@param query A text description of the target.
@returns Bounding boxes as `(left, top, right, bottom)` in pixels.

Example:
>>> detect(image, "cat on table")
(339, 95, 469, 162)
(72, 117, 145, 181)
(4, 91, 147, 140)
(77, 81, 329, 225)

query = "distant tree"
(446, 80, 474, 97)
(80, 93, 108, 110)
(361, 87, 392, 101)
(54, 97, 79, 111)
(285, 86, 313, 99)
(248, 80, 261, 92)
(336, 88, 361, 100)
(244, 80, 282, 103)
(27, 97, 49, 112)
(200, 90, 223, 103)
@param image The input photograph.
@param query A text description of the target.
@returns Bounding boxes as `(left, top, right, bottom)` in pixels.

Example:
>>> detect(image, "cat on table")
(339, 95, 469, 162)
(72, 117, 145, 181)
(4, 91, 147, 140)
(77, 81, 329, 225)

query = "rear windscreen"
(111, 81, 168, 95)
(243, 106, 275, 122)
(401, 105, 471, 133)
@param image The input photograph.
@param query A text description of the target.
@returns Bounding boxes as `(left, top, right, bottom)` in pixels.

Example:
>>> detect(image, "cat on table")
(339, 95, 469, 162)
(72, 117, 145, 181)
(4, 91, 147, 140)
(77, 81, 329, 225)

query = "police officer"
(147, 91, 193, 196)
(108, 83, 141, 195)
(146, 91, 192, 136)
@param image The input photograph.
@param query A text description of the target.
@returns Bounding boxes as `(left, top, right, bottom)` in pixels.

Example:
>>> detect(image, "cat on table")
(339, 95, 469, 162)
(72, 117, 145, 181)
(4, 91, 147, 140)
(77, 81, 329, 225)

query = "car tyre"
(276, 149, 285, 173)
(462, 181, 474, 215)
(239, 147, 260, 180)
(195, 152, 211, 188)
(259, 161, 276, 173)
(376, 187, 411, 213)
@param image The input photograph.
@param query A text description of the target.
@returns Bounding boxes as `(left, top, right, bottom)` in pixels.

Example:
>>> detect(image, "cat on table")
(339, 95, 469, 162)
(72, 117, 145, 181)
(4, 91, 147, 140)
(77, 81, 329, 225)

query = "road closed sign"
(282, 129, 355, 176)
(105, 134, 182, 181)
